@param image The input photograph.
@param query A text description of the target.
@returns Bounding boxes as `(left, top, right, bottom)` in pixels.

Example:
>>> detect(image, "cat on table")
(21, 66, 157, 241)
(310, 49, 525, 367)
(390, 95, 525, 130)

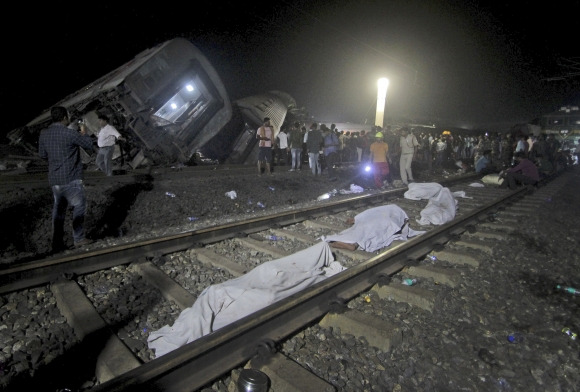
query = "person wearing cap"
(256, 117, 274, 176)
(369, 131, 391, 189)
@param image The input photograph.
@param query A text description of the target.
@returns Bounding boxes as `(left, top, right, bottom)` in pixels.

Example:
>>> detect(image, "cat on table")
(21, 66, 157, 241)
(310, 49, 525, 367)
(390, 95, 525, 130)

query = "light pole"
(375, 78, 389, 128)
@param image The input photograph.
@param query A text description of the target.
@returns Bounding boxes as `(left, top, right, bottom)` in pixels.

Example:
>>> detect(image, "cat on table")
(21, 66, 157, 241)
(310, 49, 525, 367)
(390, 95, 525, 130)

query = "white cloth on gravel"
(403, 183, 459, 226)
(321, 205, 425, 252)
(403, 182, 444, 200)
(147, 241, 344, 358)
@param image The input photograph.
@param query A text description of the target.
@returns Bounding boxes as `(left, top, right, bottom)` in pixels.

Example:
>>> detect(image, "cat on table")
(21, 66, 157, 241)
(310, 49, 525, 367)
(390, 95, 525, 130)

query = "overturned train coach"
(7, 37, 295, 168)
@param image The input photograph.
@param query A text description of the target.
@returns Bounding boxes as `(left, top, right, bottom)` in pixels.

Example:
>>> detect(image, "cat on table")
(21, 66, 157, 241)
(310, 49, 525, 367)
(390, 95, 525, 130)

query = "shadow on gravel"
(2, 273, 163, 391)
(0, 193, 52, 256)
(88, 175, 154, 241)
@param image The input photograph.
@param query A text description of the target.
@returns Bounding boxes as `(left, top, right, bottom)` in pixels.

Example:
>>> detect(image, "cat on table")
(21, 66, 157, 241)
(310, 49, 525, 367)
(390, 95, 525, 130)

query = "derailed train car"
(225, 91, 297, 164)
(7, 37, 296, 168)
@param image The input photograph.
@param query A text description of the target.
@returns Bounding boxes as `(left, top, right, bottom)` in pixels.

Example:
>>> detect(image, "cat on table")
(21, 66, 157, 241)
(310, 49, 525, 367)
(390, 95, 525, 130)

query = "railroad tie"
(248, 353, 335, 392)
(463, 229, 506, 241)
(319, 309, 403, 352)
(132, 262, 196, 309)
(188, 247, 248, 277)
(405, 265, 462, 288)
(270, 228, 317, 245)
(234, 237, 292, 259)
(50, 280, 141, 383)
(302, 219, 349, 232)
(428, 250, 480, 267)
(478, 221, 516, 232)
(450, 238, 494, 256)
(372, 282, 437, 312)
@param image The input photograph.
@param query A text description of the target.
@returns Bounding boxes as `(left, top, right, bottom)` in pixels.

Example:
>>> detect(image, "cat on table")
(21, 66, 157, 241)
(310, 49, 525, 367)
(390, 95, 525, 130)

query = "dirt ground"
(1, 159, 579, 391)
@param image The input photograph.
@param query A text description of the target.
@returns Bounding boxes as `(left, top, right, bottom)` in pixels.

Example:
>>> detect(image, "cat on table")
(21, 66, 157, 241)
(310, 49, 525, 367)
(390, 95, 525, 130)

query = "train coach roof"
(25, 39, 188, 128)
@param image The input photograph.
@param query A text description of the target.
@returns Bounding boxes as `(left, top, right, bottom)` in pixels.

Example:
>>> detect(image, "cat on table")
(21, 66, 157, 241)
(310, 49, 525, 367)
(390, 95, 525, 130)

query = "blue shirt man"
(475, 150, 497, 175)
(322, 126, 340, 180)
(38, 106, 94, 251)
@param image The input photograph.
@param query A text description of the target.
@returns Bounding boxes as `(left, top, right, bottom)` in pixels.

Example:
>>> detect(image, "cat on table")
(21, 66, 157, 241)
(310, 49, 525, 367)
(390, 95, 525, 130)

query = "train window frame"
(150, 59, 224, 133)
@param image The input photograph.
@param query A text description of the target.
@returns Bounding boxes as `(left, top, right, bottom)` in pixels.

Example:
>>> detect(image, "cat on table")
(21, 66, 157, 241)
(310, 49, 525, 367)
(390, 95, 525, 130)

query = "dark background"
(4, 0, 579, 139)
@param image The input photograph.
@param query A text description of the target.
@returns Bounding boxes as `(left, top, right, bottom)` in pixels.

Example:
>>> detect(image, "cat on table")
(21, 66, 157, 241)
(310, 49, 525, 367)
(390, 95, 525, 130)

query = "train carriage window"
(148, 59, 224, 135)
(154, 81, 204, 123)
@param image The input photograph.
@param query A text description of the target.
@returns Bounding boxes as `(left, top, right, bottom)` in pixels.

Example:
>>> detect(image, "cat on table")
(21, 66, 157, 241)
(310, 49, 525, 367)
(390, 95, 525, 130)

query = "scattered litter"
(187, 216, 198, 222)
(562, 327, 578, 340)
(338, 184, 364, 194)
(452, 190, 472, 198)
(225, 190, 237, 199)
(317, 189, 338, 201)
(507, 332, 524, 343)
(165, 192, 176, 198)
(268, 186, 275, 191)
(496, 377, 511, 390)
(556, 285, 579, 295)
(267, 235, 283, 241)
(257, 202, 265, 208)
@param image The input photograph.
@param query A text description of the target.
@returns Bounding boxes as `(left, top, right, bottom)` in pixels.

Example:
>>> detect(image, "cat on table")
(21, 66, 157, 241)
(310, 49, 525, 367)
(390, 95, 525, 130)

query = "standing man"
(38, 106, 95, 252)
(304, 122, 323, 175)
(399, 127, 419, 185)
(322, 124, 340, 181)
(96, 113, 124, 176)
(276, 126, 290, 166)
(288, 121, 304, 171)
(369, 131, 391, 189)
(256, 117, 274, 176)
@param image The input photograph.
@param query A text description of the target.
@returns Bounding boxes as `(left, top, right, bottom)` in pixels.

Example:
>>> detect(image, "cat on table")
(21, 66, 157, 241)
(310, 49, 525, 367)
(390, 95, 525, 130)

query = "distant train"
(7, 37, 299, 168)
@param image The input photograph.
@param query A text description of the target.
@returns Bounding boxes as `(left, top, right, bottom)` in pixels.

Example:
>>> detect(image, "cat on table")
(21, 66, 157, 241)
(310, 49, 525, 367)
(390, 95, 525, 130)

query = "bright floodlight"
(375, 78, 389, 127)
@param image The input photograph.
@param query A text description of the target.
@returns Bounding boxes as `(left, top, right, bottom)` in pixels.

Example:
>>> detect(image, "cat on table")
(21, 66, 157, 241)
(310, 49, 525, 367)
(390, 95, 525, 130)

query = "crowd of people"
(261, 119, 579, 190)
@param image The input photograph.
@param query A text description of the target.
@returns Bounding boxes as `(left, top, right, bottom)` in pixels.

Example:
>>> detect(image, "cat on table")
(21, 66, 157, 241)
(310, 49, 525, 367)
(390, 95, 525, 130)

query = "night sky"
(4, 1, 579, 139)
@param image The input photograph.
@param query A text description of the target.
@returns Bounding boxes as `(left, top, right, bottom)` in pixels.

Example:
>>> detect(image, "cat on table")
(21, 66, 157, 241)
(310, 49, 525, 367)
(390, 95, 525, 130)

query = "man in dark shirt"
(38, 106, 95, 252)
(499, 151, 540, 189)
(305, 122, 323, 175)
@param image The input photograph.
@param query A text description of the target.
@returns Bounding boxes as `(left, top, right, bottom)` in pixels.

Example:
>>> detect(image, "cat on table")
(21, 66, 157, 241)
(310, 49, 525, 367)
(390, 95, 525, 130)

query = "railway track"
(0, 170, 575, 391)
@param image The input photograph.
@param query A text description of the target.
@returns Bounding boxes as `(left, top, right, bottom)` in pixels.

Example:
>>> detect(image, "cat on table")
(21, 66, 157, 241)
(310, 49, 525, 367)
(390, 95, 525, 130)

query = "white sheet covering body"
(321, 205, 425, 252)
(403, 182, 459, 226)
(147, 241, 344, 358)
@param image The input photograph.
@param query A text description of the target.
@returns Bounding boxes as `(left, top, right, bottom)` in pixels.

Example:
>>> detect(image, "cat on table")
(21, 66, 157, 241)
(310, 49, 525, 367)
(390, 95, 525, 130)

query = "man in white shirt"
(96, 113, 124, 176)
(275, 126, 289, 165)
(399, 127, 419, 185)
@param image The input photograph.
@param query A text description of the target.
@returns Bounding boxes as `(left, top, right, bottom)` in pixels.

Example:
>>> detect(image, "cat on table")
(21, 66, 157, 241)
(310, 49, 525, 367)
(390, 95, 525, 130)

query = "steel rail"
(0, 173, 482, 294)
(91, 183, 528, 392)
